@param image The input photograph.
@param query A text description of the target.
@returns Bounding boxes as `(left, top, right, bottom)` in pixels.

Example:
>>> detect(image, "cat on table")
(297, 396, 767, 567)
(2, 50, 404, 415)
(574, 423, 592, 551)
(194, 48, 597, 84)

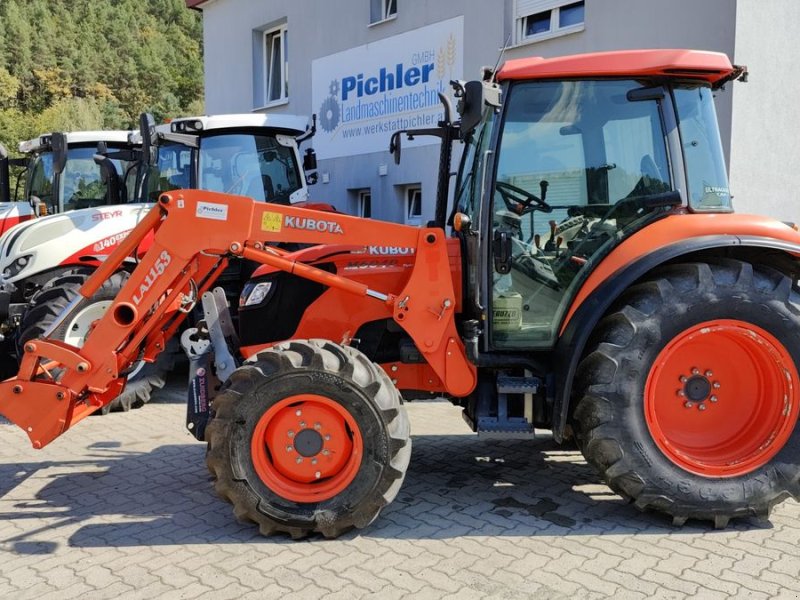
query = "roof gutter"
(185, 0, 207, 11)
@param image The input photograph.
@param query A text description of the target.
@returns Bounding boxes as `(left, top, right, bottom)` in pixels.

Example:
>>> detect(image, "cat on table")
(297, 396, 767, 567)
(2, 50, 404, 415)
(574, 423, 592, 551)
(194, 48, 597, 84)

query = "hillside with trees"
(0, 0, 203, 151)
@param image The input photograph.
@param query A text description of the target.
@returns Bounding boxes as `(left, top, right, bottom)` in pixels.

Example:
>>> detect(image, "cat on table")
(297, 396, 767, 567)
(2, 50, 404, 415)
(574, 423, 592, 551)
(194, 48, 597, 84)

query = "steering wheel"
(496, 181, 552, 215)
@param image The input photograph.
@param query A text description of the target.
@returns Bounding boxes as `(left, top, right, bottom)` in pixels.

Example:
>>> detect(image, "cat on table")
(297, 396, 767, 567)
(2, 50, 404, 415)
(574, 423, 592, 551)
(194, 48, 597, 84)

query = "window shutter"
(516, 0, 564, 18)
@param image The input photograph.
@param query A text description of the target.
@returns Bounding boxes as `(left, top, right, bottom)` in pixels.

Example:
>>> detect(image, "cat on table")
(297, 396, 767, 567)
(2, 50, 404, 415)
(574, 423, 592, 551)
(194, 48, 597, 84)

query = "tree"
(0, 0, 204, 144)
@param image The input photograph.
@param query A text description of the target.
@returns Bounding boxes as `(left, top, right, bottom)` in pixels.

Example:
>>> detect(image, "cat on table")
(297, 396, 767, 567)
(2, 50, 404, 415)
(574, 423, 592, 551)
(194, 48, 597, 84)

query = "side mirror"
(51, 132, 68, 175)
(457, 81, 486, 137)
(93, 141, 110, 183)
(455, 80, 501, 138)
(303, 148, 317, 172)
(139, 112, 158, 167)
(94, 153, 115, 184)
(388, 131, 402, 165)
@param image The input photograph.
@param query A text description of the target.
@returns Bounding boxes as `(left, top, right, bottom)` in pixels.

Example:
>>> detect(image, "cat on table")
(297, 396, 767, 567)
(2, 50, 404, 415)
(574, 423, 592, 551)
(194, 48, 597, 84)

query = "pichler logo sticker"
(261, 211, 283, 233)
(196, 202, 229, 221)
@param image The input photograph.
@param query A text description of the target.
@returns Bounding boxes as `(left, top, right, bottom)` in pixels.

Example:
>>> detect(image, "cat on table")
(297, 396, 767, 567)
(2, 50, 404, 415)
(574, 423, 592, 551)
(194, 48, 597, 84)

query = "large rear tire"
(17, 270, 175, 412)
(205, 339, 411, 538)
(573, 259, 800, 527)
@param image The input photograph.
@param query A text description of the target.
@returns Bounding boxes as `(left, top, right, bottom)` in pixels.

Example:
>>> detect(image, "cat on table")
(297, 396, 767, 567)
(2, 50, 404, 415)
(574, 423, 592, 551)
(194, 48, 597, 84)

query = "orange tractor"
(2, 49, 799, 538)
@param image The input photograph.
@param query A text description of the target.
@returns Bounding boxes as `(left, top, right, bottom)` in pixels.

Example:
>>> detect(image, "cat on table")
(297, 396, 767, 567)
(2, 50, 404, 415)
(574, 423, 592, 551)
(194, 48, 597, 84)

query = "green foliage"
(0, 0, 203, 155)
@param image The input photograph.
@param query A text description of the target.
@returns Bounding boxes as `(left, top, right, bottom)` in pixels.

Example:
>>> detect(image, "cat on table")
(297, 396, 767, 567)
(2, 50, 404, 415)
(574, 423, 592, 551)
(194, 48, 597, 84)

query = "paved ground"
(0, 372, 799, 600)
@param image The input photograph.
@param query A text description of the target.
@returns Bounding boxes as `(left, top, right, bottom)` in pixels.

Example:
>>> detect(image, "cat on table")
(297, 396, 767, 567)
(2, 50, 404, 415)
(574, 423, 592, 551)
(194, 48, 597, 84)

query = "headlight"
(239, 281, 274, 307)
(3, 254, 32, 278)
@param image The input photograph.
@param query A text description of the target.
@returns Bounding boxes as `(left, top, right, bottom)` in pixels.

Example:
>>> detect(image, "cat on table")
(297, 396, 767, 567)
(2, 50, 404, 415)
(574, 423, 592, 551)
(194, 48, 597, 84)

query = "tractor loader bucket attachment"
(0, 198, 173, 448)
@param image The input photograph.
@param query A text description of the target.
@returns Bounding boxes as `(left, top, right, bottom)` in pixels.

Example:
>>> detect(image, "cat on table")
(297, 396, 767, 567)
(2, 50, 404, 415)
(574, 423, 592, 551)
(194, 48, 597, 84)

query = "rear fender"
(551, 235, 800, 442)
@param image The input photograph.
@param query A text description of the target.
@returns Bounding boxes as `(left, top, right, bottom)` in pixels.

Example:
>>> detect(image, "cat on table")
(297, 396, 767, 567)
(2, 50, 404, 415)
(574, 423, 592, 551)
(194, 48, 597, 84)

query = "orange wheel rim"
(645, 320, 799, 477)
(251, 394, 363, 503)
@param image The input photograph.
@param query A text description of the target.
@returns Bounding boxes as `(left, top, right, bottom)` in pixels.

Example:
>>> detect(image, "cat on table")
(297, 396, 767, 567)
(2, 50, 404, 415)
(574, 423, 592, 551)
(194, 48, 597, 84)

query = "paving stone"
(0, 386, 798, 599)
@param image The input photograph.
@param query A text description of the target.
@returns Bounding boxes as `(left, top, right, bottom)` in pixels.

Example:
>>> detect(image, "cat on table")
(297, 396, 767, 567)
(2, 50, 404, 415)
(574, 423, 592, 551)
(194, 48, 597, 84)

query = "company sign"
(311, 16, 463, 159)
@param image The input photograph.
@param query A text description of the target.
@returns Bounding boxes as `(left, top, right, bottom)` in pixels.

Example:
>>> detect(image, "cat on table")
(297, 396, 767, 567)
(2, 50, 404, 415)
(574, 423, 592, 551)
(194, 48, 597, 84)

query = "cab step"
(465, 375, 541, 439)
(496, 375, 540, 395)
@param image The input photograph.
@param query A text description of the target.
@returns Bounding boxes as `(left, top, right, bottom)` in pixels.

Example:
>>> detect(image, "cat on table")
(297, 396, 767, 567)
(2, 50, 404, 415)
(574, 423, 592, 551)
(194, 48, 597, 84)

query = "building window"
(370, 0, 397, 24)
(357, 189, 371, 218)
(405, 186, 422, 223)
(264, 25, 288, 105)
(516, 1, 584, 44)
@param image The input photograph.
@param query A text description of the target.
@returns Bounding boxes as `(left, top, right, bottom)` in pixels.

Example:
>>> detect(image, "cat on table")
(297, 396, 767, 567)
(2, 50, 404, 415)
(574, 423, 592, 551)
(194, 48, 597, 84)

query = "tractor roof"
(497, 49, 736, 86)
(167, 114, 309, 136)
(18, 130, 135, 153)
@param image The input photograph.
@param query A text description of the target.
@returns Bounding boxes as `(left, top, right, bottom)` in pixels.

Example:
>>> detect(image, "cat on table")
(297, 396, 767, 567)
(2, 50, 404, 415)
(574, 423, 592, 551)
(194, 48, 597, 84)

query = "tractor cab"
(450, 51, 739, 351)
(137, 113, 317, 207)
(14, 130, 140, 216)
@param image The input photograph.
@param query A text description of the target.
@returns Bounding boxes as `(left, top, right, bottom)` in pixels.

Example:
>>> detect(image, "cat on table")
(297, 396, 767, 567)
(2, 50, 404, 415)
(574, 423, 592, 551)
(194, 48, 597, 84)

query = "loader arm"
(0, 189, 476, 449)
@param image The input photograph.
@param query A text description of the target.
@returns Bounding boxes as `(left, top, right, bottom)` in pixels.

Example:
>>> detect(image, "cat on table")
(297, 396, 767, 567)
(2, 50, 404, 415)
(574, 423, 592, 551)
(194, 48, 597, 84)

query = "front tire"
(573, 259, 800, 527)
(205, 339, 411, 538)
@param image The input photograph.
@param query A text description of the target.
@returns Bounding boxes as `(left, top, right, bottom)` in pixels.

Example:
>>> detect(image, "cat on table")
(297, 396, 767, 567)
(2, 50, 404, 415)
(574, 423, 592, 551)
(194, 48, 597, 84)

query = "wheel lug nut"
(679, 376, 688, 383)
(710, 395, 718, 403)
(713, 382, 721, 389)
(296, 457, 303, 464)
(314, 422, 321, 430)
(311, 458, 318, 465)
(705, 370, 713, 378)
(322, 449, 330, 456)
(684, 401, 694, 409)
(324, 434, 331, 441)
(295, 410, 302, 416)
(677, 390, 685, 397)
(286, 445, 293, 452)
(315, 471, 321, 479)
(299, 421, 306, 428)
(287, 430, 295, 438)
(698, 403, 707, 411)
(692, 368, 700, 375)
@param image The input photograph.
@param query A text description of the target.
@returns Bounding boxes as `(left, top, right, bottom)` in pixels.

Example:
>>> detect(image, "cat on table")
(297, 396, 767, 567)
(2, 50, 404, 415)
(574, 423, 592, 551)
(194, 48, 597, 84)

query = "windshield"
(62, 146, 138, 211)
(30, 147, 137, 213)
(198, 134, 302, 204)
(674, 84, 731, 211)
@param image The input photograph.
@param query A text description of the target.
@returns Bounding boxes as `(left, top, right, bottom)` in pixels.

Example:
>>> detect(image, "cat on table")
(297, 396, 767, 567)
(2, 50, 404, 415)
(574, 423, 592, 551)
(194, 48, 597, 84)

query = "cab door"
(488, 79, 673, 349)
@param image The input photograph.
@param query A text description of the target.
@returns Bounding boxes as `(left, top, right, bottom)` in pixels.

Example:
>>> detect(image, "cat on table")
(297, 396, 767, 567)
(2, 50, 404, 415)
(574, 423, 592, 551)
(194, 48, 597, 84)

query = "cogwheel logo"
(319, 94, 340, 133)
(329, 79, 341, 97)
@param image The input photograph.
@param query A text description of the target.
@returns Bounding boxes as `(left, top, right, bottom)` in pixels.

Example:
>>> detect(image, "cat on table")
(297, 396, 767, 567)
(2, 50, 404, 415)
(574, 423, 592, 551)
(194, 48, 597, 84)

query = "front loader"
(2, 49, 800, 538)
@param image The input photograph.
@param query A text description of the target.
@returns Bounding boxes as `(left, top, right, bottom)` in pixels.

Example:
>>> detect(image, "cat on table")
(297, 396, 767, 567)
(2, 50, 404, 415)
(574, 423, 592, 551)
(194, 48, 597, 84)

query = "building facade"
(187, 0, 800, 222)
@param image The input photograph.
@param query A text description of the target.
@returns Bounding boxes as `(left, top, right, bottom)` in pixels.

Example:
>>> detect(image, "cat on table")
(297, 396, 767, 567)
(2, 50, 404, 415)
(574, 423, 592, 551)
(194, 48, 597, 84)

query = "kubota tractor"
(2, 49, 799, 539)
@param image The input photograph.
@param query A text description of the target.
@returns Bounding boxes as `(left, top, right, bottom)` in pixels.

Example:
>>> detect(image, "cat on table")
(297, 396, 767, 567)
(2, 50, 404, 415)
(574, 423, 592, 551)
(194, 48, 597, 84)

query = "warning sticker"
(261, 211, 283, 233)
